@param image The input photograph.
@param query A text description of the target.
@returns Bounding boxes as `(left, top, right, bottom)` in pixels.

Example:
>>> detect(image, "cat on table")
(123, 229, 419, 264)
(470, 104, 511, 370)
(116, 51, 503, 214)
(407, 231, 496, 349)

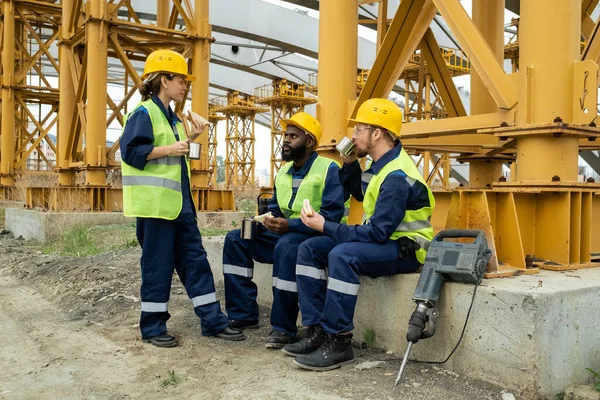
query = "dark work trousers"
(223, 228, 313, 337)
(296, 236, 421, 334)
(136, 218, 228, 339)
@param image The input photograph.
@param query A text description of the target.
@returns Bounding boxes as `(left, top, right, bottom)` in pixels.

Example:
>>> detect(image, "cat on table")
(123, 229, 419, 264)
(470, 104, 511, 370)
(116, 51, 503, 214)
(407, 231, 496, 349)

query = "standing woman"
(120, 49, 244, 347)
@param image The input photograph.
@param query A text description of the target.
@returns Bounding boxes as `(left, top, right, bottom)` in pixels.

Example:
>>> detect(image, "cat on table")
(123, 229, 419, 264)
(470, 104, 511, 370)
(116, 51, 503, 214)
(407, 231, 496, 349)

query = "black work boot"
(214, 326, 246, 341)
(293, 333, 355, 371)
(281, 325, 326, 357)
(229, 320, 260, 330)
(143, 332, 178, 348)
(265, 330, 297, 349)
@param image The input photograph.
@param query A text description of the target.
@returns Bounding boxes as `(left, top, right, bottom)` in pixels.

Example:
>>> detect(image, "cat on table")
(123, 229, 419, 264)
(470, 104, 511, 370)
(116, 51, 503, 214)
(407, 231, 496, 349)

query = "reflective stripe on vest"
(362, 148, 435, 263)
(120, 99, 190, 220)
(275, 156, 335, 220)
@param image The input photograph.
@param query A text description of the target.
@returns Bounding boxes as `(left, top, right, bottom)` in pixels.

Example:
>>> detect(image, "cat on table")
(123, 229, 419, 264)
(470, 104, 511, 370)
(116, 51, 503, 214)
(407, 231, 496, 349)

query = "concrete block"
(203, 236, 600, 399)
(4, 209, 246, 242)
(5, 208, 132, 241)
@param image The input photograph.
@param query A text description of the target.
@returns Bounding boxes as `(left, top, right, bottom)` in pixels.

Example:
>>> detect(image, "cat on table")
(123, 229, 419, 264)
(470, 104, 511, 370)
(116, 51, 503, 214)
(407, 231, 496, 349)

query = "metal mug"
(189, 142, 201, 160)
(336, 136, 356, 157)
(241, 218, 258, 240)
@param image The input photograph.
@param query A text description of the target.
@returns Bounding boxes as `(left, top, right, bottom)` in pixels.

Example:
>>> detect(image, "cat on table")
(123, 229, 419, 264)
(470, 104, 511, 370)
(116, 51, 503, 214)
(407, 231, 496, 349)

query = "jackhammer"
(395, 229, 492, 385)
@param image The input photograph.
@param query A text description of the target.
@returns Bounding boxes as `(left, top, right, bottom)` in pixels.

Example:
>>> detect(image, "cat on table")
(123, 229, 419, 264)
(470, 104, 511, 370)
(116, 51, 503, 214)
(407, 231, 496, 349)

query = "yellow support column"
(469, 0, 505, 188)
(317, 0, 357, 152)
(1, 0, 15, 187)
(157, 0, 170, 28)
(85, 0, 108, 186)
(190, 0, 211, 188)
(516, 0, 579, 182)
(318, 0, 359, 222)
(58, 0, 76, 186)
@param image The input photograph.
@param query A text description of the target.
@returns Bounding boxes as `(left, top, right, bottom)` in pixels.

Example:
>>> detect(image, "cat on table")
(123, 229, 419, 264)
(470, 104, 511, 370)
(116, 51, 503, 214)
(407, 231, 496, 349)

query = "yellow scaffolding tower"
(0, 0, 235, 211)
(207, 104, 225, 186)
(255, 79, 317, 186)
(213, 92, 268, 188)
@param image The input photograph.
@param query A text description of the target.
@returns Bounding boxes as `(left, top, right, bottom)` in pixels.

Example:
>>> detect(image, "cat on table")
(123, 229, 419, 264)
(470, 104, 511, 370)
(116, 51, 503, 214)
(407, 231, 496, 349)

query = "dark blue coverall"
(296, 142, 430, 334)
(223, 151, 345, 337)
(120, 95, 229, 339)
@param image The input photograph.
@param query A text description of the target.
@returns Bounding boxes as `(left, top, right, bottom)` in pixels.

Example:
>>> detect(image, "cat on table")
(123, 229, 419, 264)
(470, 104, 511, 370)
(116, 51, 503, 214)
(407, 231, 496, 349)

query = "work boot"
(265, 330, 297, 349)
(281, 325, 326, 357)
(229, 320, 260, 330)
(143, 332, 178, 348)
(215, 326, 246, 341)
(293, 333, 355, 371)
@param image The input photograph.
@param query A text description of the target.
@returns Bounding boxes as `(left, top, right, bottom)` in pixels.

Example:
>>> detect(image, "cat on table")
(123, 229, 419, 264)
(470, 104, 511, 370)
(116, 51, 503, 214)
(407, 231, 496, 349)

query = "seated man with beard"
(222, 112, 346, 348)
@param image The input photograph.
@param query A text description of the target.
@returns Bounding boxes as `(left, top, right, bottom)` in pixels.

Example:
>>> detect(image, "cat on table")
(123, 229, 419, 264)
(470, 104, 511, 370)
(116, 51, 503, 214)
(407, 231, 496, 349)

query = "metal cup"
(336, 136, 356, 157)
(241, 218, 257, 240)
(189, 142, 201, 160)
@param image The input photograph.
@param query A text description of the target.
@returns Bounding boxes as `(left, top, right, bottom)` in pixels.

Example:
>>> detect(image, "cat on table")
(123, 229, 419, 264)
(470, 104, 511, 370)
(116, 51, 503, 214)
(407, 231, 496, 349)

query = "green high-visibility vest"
(275, 155, 338, 220)
(363, 148, 435, 263)
(120, 99, 191, 220)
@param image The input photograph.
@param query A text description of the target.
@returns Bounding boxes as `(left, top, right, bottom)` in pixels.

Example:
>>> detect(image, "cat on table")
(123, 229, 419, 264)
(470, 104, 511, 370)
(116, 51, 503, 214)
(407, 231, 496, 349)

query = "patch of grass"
(160, 370, 182, 388)
(0, 207, 5, 229)
(43, 224, 138, 257)
(586, 368, 600, 392)
(58, 225, 98, 257)
(363, 328, 376, 348)
(200, 227, 229, 237)
(555, 392, 565, 400)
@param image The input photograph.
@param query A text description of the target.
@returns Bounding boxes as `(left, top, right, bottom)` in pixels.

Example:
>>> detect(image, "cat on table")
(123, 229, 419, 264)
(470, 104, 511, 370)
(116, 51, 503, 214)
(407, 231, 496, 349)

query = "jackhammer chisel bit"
(394, 341, 413, 386)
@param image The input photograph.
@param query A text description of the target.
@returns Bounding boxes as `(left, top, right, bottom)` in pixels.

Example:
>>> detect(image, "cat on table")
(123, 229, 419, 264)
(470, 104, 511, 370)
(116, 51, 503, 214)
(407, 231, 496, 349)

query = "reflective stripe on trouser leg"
(270, 233, 311, 337)
(222, 229, 259, 323)
(222, 229, 280, 323)
(295, 236, 337, 327)
(320, 241, 415, 334)
(174, 221, 228, 336)
(136, 217, 176, 339)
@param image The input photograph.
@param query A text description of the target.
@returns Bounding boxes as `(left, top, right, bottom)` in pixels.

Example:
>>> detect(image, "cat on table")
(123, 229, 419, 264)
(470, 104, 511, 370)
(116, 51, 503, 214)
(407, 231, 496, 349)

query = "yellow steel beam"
(354, 0, 436, 112)
(190, 0, 210, 188)
(582, 17, 600, 62)
(156, 0, 170, 28)
(318, 0, 358, 148)
(401, 111, 515, 138)
(1, 0, 16, 186)
(16, 9, 60, 74)
(14, 105, 58, 158)
(420, 28, 466, 118)
(84, 0, 108, 185)
(432, 0, 517, 109)
(172, 0, 194, 30)
(66, 46, 87, 162)
(15, 31, 59, 83)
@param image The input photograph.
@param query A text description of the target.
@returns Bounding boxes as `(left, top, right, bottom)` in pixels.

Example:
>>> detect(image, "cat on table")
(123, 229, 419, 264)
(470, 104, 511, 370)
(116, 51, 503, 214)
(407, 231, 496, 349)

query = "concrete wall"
(5, 209, 132, 241)
(4, 209, 245, 241)
(203, 237, 600, 399)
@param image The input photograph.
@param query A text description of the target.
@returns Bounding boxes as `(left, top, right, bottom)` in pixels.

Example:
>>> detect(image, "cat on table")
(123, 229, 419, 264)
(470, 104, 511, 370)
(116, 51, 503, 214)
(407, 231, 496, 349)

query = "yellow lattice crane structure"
(207, 104, 225, 186)
(255, 79, 317, 186)
(213, 92, 268, 188)
(0, 0, 235, 212)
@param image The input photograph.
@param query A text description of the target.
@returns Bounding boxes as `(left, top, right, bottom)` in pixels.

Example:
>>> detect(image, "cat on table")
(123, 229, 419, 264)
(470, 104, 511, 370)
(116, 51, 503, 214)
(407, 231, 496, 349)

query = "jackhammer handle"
(434, 229, 485, 241)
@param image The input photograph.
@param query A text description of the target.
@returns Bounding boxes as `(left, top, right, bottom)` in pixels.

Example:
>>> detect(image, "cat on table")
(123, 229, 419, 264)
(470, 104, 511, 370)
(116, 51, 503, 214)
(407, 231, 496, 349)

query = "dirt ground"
(0, 232, 513, 400)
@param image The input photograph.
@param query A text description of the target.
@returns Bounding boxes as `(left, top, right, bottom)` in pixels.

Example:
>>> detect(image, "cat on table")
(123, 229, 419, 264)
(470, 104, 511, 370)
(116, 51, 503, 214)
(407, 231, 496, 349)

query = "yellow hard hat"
(348, 98, 403, 137)
(142, 49, 195, 82)
(281, 112, 322, 146)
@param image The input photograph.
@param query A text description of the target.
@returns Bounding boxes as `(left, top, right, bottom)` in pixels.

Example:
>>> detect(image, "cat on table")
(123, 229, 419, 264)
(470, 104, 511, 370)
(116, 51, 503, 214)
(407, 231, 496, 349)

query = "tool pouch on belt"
(396, 237, 420, 259)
